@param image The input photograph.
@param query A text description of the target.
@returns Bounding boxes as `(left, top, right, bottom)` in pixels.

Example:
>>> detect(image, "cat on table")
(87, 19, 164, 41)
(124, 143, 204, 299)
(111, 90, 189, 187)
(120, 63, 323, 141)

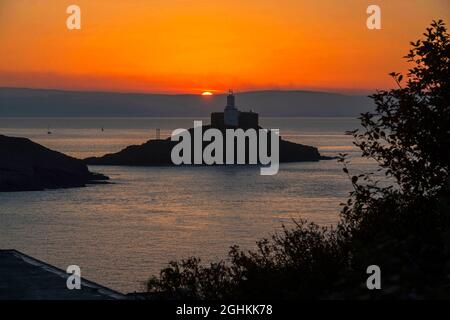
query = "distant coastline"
(0, 87, 374, 118)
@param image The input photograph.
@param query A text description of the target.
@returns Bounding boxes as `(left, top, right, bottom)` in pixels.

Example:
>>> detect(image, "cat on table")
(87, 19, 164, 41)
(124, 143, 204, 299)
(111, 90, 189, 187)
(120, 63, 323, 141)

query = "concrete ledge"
(0, 249, 126, 300)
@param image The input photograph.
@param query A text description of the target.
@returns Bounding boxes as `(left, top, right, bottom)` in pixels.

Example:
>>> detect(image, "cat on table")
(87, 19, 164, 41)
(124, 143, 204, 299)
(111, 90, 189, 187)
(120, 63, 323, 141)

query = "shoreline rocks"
(0, 135, 108, 192)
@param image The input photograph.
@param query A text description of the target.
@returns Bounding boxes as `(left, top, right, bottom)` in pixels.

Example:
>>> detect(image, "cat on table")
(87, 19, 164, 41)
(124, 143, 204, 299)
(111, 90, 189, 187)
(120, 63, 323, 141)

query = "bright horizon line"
(0, 85, 376, 96)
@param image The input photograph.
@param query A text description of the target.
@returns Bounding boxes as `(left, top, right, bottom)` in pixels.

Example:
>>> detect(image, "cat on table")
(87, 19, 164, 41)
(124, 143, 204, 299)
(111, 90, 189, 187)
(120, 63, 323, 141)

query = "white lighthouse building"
(210, 90, 259, 129)
(224, 90, 239, 127)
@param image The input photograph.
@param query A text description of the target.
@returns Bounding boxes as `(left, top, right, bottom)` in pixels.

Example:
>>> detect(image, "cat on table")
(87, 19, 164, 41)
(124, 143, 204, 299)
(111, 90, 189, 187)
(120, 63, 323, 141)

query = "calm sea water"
(0, 117, 376, 293)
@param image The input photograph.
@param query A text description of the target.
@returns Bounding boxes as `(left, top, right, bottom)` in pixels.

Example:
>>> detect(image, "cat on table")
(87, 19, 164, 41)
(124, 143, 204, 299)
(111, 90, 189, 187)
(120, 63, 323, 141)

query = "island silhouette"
(85, 92, 330, 166)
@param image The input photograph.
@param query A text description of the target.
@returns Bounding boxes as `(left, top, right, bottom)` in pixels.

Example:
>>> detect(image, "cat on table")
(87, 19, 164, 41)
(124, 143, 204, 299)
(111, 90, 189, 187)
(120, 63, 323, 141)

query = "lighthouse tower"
(224, 90, 239, 127)
(210, 89, 258, 129)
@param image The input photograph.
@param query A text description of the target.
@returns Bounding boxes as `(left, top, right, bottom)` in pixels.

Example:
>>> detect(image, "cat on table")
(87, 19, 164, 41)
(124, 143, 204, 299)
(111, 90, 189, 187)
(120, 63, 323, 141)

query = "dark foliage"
(147, 21, 450, 299)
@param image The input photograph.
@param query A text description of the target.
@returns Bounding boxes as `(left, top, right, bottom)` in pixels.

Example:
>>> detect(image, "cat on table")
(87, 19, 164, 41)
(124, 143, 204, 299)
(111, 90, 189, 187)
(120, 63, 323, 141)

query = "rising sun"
(201, 91, 213, 96)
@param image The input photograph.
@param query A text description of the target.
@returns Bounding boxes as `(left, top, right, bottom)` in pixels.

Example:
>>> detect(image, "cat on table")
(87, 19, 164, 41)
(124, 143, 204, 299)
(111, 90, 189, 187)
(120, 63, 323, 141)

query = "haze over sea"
(0, 117, 376, 293)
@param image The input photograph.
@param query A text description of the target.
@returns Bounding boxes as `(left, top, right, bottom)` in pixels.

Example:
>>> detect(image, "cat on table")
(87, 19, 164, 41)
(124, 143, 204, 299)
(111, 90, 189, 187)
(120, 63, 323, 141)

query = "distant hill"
(0, 87, 374, 117)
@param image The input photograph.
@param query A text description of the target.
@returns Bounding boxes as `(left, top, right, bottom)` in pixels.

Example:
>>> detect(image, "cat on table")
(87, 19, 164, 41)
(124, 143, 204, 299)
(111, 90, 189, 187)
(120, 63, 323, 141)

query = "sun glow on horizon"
(0, 0, 448, 94)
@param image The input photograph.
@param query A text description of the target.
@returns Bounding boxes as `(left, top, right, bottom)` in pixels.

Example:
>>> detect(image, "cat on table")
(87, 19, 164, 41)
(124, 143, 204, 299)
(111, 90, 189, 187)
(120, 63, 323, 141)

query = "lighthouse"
(210, 90, 259, 129)
(224, 90, 239, 127)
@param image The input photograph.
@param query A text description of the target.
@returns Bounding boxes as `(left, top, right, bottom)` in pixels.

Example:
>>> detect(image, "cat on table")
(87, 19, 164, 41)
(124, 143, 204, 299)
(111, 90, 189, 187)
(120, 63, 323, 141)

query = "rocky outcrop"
(0, 135, 108, 192)
(84, 126, 327, 166)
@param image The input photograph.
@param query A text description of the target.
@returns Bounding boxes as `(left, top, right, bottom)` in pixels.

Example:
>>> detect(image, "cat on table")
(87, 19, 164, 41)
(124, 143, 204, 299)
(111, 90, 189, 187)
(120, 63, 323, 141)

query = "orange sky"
(0, 0, 449, 94)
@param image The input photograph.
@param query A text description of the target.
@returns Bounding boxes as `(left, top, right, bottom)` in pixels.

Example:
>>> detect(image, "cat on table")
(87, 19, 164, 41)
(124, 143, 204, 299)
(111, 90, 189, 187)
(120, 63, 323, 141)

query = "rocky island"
(85, 91, 329, 167)
(84, 126, 324, 166)
(0, 135, 108, 192)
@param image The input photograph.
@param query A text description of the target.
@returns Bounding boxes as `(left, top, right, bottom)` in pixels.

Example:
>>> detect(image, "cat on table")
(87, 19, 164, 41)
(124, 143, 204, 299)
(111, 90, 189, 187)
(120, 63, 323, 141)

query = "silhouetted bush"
(147, 20, 450, 299)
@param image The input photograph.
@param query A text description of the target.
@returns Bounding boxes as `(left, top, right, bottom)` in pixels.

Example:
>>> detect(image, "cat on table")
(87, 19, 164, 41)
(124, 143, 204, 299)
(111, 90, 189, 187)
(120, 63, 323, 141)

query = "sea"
(0, 117, 377, 293)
